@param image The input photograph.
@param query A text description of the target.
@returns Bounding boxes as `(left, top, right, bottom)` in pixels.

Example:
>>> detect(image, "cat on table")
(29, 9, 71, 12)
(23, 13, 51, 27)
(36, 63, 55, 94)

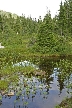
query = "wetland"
(0, 56, 72, 108)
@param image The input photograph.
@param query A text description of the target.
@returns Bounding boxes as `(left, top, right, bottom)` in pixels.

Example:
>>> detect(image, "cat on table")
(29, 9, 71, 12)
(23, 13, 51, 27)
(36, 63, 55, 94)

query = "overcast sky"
(0, 0, 65, 19)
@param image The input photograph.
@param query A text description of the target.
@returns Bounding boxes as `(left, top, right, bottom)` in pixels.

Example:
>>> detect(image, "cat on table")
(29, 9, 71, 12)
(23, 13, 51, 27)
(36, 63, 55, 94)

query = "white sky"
(0, 0, 65, 19)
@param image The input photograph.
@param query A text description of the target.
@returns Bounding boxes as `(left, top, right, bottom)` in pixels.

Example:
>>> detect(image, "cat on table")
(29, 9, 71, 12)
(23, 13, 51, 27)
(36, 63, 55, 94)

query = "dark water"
(0, 56, 72, 108)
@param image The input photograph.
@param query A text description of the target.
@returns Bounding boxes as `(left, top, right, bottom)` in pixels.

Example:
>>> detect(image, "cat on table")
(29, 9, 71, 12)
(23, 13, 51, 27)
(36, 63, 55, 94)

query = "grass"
(0, 80, 9, 90)
(55, 97, 72, 108)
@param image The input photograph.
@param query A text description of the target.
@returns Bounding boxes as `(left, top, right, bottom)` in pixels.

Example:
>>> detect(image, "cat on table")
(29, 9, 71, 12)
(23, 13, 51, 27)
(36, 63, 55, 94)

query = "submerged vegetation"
(0, 0, 72, 107)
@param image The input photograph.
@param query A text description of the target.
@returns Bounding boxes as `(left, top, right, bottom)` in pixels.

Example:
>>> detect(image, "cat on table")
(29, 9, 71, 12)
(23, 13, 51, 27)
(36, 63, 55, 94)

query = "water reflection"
(39, 57, 72, 95)
(13, 60, 39, 70)
(0, 56, 72, 108)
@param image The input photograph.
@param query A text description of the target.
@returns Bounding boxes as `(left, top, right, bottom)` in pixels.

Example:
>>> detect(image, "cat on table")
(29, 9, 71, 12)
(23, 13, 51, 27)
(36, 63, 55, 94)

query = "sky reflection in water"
(0, 60, 71, 108)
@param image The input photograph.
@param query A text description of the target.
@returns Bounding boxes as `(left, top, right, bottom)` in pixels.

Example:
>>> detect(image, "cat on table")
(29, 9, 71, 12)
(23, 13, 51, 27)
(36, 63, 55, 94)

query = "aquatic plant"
(55, 97, 72, 108)
(0, 95, 2, 105)
(0, 80, 9, 90)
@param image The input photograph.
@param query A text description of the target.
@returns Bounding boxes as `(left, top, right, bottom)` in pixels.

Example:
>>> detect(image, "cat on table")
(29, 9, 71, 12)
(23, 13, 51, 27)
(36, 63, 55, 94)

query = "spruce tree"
(58, 1, 65, 36)
(37, 10, 56, 53)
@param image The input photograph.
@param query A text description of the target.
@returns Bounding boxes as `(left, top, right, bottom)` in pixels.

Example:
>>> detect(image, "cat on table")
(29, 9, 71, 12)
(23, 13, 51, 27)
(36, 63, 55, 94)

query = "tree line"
(0, 0, 72, 54)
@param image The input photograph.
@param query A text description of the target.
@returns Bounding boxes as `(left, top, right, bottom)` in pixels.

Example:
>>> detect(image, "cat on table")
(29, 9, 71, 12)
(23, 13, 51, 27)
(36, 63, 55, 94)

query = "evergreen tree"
(36, 10, 56, 53)
(58, 1, 65, 36)
(68, 0, 72, 35)
(0, 15, 3, 32)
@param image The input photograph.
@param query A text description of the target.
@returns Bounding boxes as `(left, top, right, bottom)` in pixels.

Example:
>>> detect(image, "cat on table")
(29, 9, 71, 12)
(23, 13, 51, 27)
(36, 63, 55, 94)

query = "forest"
(0, 0, 72, 55)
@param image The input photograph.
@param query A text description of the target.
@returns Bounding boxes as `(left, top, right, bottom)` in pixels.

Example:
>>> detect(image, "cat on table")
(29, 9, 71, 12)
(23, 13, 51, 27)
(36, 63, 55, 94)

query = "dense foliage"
(35, 0, 72, 54)
(0, 0, 72, 55)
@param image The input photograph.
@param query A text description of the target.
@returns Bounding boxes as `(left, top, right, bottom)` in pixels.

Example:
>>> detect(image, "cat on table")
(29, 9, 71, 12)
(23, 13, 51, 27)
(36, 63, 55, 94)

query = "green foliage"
(0, 6, 72, 108)
(35, 17, 70, 54)
(55, 59, 72, 94)
(0, 1, 72, 55)
(0, 80, 9, 90)
(57, 0, 72, 36)
(55, 97, 72, 108)
(34, 11, 56, 53)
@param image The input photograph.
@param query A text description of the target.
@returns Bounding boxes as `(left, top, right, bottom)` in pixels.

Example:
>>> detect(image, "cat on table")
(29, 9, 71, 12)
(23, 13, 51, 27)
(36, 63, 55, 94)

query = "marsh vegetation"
(0, 56, 72, 108)
(0, 0, 72, 107)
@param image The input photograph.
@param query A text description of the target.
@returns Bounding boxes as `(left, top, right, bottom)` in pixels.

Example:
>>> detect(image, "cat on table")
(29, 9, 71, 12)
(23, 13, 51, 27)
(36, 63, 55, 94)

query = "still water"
(0, 56, 72, 108)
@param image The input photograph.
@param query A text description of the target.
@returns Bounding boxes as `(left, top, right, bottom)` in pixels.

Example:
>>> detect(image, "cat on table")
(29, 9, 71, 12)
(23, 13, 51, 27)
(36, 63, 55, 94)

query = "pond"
(0, 56, 72, 108)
